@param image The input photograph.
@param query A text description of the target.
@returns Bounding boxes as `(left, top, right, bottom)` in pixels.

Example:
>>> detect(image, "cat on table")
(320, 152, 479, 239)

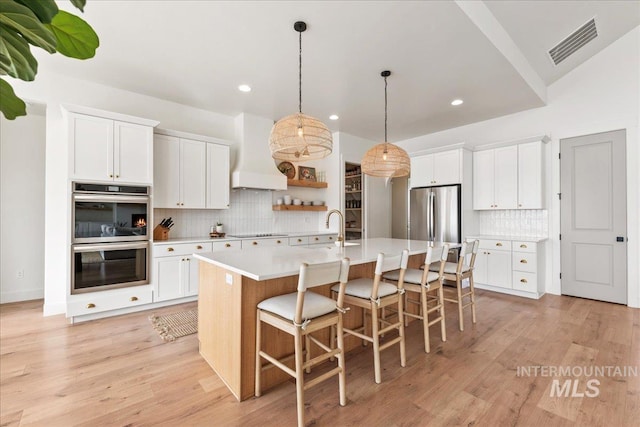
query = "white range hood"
(231, 113, 287, 191)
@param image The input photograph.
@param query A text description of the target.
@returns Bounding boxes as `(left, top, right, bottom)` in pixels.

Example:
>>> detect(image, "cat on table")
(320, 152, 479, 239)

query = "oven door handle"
(72, 241, 149, 252)
(73, 194, 150, 204)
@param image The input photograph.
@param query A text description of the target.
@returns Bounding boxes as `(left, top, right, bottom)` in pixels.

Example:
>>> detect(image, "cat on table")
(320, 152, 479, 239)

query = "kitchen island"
(194, 238, 455, 401)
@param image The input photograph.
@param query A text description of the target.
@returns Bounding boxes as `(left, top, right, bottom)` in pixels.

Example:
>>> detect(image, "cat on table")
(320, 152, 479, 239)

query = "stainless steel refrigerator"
(409, 184, 461, 244)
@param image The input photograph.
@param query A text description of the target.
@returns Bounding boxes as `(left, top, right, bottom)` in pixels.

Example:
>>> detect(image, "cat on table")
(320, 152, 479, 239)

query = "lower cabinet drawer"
(478, 239, 512, 251)
(512, 251, 537, 273)
(154, 242, 212, 257)
(67, 287, 153, 317)
(512, 272, 537, 293)
(241, 238, 287, 248)
(213, 240, 241, 251)
(289, 236, 309, 246)
(308, 234, 337, 244)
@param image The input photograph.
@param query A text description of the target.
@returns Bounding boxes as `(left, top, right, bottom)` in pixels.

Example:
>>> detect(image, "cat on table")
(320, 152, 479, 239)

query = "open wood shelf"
(287, 179, 328, 188)
(272, 205, 328, 211)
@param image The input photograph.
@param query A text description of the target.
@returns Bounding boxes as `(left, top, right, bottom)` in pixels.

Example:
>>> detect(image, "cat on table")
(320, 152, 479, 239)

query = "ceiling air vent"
(548, 18, 598, 66)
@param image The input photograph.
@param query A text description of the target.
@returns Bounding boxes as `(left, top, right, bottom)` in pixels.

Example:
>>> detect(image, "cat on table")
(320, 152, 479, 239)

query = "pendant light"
(361, 70, 410, 178)
(269, 21, 332, 161)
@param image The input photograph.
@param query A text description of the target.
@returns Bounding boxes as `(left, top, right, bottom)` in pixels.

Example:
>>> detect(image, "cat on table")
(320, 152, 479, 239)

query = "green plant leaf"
(69, 0, 85, 13)
(0, 0, 56, 53)
(0, 22, 38, 80)
(14, 0, 58, 24)
(0, 77, 27, 119)
(46, 10, 98, 59)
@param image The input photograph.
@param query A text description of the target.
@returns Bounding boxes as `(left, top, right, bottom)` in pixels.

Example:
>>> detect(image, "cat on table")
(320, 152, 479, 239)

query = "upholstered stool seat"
(385, 268, 439, 286)
(257, 292, 338, 321)
(429, 261, 471, 274)
(332, 278, 398, 299)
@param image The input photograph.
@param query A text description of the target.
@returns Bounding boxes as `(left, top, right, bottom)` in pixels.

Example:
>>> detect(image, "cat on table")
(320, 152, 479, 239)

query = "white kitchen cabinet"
(154, 130, 231, 210)
(410, 149, 461, 188)
(473, 146, 517, 210)
(67, 286, 153, 318)
(207, 143, 230, 209)
(69, 113, 155, 184)
(517, 141, 544, 209)
(471, 237, 545, 299)
(152, 242, 212, 301)
(154, 134, 206, 209)
(473, 239, 512, 289)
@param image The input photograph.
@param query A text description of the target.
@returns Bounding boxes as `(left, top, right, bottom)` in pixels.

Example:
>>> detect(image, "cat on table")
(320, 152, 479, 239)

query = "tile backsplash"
(154, 189, 321, 238)
(478, 209, 548, 238)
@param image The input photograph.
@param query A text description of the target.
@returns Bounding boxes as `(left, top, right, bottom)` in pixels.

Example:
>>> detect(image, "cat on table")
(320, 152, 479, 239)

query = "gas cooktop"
(227, 233, 288, 238)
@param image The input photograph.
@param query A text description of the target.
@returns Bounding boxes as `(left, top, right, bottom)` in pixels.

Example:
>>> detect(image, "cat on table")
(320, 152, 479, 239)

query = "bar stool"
(255, 258, 350, 427)
(331, 250, 409, 384)
(383, 244, 449, 353)
(429, 240, 479, 331)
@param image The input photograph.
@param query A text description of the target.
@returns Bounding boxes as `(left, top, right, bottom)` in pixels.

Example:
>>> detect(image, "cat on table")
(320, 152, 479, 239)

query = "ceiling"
(36, 1, 639, 143)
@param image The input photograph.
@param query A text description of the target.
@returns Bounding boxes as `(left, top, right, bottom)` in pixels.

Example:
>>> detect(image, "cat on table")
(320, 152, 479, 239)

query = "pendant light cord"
(299, 30, 302, 114)
(384, 75, 388, 143)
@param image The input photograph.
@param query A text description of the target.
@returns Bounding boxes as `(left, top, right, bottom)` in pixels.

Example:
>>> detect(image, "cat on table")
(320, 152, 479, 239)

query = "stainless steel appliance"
(71, 182, 150, 294)
(409, 184, 461, 244)
(72, 182, 150, 243)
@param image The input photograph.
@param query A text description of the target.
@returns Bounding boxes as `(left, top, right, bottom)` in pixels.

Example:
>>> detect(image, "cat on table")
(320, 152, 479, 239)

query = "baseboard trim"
(1, 289, 45, 305)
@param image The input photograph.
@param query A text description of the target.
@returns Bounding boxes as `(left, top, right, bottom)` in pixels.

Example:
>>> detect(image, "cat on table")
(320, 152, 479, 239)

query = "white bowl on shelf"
(313, 200, 325, 206)
(303, 201, 312, 206)
(293, 199, 302, 206)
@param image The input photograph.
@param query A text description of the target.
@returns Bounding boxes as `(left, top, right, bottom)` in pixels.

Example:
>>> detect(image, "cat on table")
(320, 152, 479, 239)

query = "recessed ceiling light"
(451, 99, 464, 106)
(329, 114, 339, 120)
(238, 84, 251, 92)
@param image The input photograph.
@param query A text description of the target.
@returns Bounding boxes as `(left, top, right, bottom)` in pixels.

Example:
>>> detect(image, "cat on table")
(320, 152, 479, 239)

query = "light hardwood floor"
(1, 290, 638, 426)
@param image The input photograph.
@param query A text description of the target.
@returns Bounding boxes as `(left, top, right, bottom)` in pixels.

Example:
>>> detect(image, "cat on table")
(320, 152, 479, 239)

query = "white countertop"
(467, 234, 548, 242)
(153, 231, 337, 245)
(194, 238, 456, 281)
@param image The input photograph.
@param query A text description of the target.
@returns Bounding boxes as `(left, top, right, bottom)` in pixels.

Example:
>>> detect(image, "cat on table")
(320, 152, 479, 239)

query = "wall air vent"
(548, 18, 598, 66)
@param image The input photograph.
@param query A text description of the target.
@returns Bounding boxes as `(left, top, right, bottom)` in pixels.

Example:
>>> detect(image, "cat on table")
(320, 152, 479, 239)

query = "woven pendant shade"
(269, 113, 333, 161)
(269, 21, 333, 161)
(361, 142, 411, 178)
(361, 70, 410, 178)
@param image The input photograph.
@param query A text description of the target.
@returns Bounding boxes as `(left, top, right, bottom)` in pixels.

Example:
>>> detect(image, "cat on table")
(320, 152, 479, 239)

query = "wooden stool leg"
(421, 286, 430, 353)
(469, 273, 477, 324)
(457, 278, 464, 332)
(255, 310, 262, 397)
(362, 308, 368, 347)
(294, 328, 305, 427)
(305, 334, 311, 374)
(337, 316, 347, 406)
(371, 305, 382, 384)
(439, 287, 447, 342)
(398, 296, 406, 368)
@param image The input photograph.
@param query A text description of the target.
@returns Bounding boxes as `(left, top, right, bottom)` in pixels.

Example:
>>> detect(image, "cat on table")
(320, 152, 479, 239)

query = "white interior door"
(560, 129, 627, 304)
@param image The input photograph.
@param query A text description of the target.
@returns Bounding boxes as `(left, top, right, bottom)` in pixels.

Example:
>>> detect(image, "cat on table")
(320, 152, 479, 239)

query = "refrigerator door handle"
(429, 191, 435, 241)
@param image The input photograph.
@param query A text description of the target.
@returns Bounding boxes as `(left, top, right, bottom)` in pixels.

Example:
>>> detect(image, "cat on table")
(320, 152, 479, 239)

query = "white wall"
(0, 107, 46, 303)
(11, 72, 236, 315)
(397, 26, 640, 307)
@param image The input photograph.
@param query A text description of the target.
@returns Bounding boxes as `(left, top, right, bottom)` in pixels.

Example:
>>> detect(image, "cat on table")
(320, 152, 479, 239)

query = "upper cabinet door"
(179, 138, 206, 209)
(69, 114, 113, 181)
(114, 121, 153, 184)
(153, 134, 181, 208)
(473, 149, 495, 209)
(433, 149, 461, 185)
(494, 146, 518, 209)
(409, 154, 434, 188)
(206, 143, 230, 209)
(518, 141, 543, 209)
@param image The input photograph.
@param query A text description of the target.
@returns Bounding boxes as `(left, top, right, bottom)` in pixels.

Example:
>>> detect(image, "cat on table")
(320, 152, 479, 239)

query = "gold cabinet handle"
(252, 241, 258, 245)
(276, 240, 281, 244)
(297, 239, 302, 242)
(176, 202, 180, 206)
(315, 237, 319, 241)
(130, 296, 138, 302)
(180, 203, 184, 206)
(87, 303, 96, 309)
(329, 236, 333, 240)
(520, 279, 528, 283)
(520, 244, 527, 248)
(520, 259, 528, 264)
(196, 245, 203, 249)
(225, 243, 231, 248)
(496, 242, 503, 247)
(116, 175, 120, 178)
(167, 247, 174, 252)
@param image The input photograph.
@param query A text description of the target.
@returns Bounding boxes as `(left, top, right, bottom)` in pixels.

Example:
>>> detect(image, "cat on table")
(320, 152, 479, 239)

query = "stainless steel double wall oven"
(71, 182, 150, 294)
